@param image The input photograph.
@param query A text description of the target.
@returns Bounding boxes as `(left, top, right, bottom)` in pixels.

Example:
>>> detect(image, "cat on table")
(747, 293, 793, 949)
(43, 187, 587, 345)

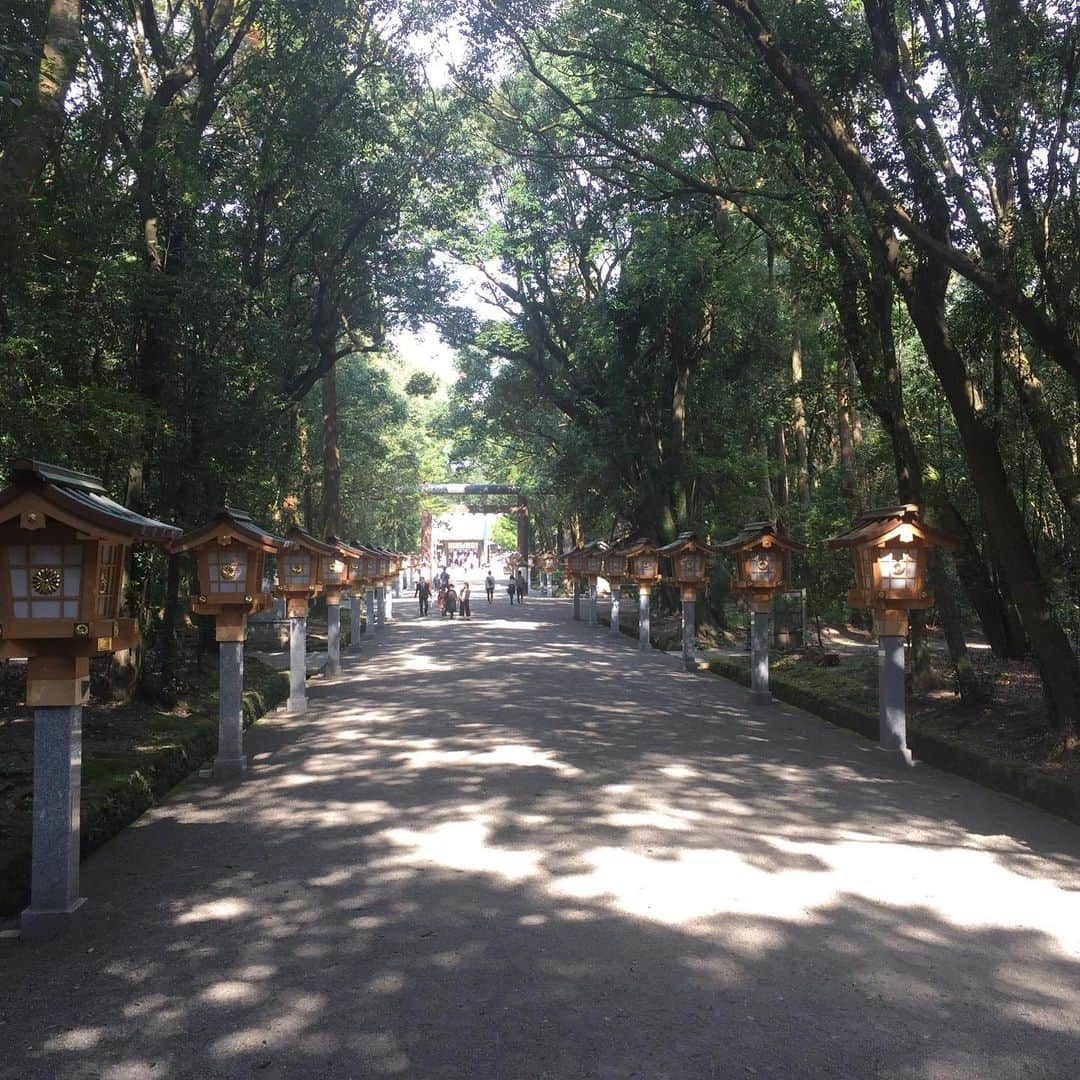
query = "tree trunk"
(0, 0, 83, 232)
(791, 334, 811, 508)
(773, 422, 789, 523)
(322, 360, 341, 537)
(900, 274, 1079, 728)
(837, 363, 857, 505)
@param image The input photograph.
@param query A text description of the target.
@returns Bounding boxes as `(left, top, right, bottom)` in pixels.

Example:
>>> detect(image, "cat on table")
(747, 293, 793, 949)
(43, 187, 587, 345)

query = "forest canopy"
(1, 0, 1078, 728)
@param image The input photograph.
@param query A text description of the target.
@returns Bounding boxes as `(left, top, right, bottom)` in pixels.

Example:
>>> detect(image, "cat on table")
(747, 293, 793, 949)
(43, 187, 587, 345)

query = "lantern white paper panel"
(10, 544, 82, 618)
(208, 548, 248, 594)
(879, 550, 917, 593)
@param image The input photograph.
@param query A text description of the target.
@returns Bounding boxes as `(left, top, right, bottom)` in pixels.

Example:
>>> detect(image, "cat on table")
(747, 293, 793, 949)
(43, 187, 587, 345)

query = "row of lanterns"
(549, 505, 958, 765)
(0, 459, 416, 939)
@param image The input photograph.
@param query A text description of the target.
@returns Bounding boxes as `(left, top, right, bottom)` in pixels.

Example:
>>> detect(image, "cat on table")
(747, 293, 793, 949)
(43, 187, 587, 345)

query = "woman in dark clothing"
(445, 584, 458, 618)
(507, 577, 516, 604)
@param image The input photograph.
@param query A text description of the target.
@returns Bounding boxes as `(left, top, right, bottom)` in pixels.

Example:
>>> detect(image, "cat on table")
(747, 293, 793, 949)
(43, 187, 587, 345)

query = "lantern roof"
(282, 526, 338, 557)
(826, 504, 960, 551)
(717, 521, 805, 555)
(616, 537, 658, 558)
(325, 534, 364, 560)
(581, 539, 609, 555)
(656, 531, 718, 557)
(0, 458, 180, 543)
(172, 507, 283, 555)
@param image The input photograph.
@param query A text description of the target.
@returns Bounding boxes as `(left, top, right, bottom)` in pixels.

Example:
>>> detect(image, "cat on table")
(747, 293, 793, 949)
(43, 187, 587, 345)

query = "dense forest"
(1, 1, 1077, 730)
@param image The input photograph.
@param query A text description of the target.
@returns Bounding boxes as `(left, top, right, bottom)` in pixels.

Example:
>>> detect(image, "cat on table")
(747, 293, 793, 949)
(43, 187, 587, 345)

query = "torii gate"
(419, 484, 529, 588)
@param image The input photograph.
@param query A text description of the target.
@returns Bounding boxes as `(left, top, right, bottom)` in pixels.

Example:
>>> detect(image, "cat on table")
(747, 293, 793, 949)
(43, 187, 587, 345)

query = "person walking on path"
(445, 584, 459, 618)
(415, 576, 431, 616)
(485, 571, 495, 604)
(460, 582, 472, 619)
(507, 575, 517, 604)
(515, 569, 526, 602)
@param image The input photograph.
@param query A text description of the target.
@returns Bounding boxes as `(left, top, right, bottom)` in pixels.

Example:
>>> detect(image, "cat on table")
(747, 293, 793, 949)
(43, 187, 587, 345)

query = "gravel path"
(1, 597, 1078, 1079)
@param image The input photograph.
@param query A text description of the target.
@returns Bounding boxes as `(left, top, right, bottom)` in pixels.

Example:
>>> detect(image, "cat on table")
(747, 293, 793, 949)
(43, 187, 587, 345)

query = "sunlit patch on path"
(2, 599, 1079, 1079)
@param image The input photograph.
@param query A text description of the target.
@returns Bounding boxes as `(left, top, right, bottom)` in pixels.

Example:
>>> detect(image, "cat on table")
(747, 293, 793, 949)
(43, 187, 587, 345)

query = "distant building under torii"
(419, 483, 529, 574)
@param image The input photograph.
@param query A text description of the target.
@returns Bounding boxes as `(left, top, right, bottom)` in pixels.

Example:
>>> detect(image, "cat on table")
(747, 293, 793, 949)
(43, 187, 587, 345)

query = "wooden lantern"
(620, 539, 660, 585)
(538, 552, 557, 573)
(719, 522, 805, 612)
(324, 535, 363, 600)
(582, 540, 608, 579)
(563, 546, 585, 578)
(276, 527, 336, 618)
(827, 505, 960, 634)
(0, 460, 179, 704)
(172, 509, 282, 641)
(658, 532, 718, 601)
(602, 548, 628, 582)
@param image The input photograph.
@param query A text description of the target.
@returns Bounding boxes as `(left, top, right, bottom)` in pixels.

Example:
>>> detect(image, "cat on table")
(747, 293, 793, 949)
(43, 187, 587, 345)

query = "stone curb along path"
(1, 597, 1078, 1080)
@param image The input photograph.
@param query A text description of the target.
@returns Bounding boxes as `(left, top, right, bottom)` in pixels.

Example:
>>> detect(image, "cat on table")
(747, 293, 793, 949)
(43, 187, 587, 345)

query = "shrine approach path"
(2, 595, 1079, 1079)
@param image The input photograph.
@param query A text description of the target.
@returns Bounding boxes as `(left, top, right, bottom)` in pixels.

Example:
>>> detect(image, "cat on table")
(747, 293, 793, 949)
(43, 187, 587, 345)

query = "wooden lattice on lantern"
(276, 527, 336, 617)
(602, 544, 629, 582)
(620, 539, 660, 585)
(0, 460, 179, 704)
(172, 509, 283, 639)
(581, 540, 608, 579)
(658, 533, 718, 601)
(561, 546, 586, 579)
(324, 535, 363, 600)
(718, 521, 805, 611)
(827, 505, 959, 624)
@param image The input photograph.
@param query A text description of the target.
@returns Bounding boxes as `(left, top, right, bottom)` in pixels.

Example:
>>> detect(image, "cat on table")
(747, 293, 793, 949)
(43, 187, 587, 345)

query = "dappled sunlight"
(395, 742, 584, 778)
(4, 601, 1079, 1079)
(383, 815, 545, 883)
(174, 897, 252, 924)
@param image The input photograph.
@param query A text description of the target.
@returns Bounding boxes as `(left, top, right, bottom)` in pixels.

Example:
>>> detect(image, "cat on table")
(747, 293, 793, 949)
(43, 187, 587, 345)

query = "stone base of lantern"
(21, 702, 86, 940)
(214, 631, 248, 780)
(638, 585, 652, 651)
(681, 597, 696, 671)
(750, 605, 772, 705)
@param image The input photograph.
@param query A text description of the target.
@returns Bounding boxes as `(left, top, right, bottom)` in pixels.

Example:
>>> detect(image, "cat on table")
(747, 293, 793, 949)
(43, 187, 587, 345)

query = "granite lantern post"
(323, 536, 361, 677)
(622, 539, 659, 652)
(827, 505, 959, 763)
(538, 552, 556, 597)
(719, 522, 805, 704)
(563, 547, 586, 620)
(0, 460, 179, 938)
(357, 547, 378, 635)
(658, 534, 718, 671)
(581, 541, 608, 625)
(603, 547, 628, 636)
(172, 509, 281, 780)
(276, 527, 334, 715)
(344, 543, 368, 647)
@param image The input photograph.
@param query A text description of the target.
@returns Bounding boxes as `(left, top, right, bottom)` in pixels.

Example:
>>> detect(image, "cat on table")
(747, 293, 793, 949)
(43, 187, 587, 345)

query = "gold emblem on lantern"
(220, 561, 239, 580)
(290, 562, 305, 577)
(756, 556, 770, 572)
(32, 567, 61, 595)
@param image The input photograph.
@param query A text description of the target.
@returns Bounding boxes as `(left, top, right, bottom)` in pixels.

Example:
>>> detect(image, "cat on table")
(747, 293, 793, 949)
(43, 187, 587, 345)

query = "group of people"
(415, 569, 472, 618)
(414, 567, 529, 618)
